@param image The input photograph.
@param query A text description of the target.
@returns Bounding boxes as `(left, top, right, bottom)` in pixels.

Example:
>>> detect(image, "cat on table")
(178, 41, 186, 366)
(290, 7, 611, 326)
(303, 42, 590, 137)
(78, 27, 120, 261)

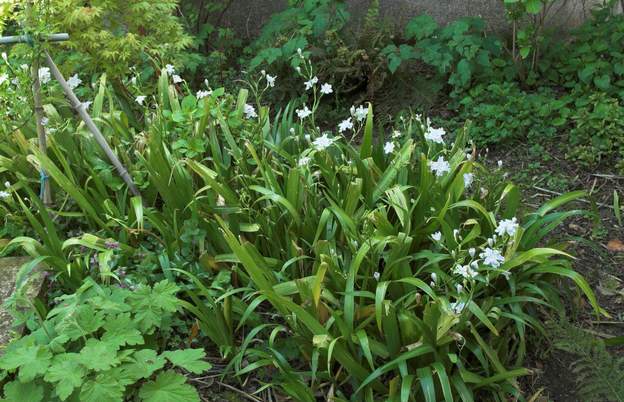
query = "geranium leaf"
(162, 349, 211, 374)
(0, 345, 51, 382)
(122, 349, 166, 382)
(139, 370, 199, 402)
(43, 353, 86, 400)
(78, 339, 120, 371)
(3, 380, 43, 402)
(102, 313, 144, 347)
(80, 374, 125, 402)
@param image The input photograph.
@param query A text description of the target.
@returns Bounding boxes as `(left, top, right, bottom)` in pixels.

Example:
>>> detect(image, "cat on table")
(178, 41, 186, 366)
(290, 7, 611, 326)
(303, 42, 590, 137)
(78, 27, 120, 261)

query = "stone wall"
(219, 0, 618, 40)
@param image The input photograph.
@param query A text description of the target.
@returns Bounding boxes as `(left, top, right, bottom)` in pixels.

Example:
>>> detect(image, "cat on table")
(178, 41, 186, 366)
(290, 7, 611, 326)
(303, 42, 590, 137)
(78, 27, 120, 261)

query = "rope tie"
(39, 169, 49, 199)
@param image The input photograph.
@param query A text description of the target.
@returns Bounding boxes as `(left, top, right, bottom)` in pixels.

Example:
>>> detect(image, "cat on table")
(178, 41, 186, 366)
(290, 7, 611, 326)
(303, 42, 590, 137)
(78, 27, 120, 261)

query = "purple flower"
(89, 255, 99, 270)
(105, 240, 120, 250)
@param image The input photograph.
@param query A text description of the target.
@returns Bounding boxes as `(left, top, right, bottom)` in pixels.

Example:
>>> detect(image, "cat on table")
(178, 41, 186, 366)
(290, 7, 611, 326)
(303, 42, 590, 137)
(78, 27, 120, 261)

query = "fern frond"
(549, 321, 624, 402)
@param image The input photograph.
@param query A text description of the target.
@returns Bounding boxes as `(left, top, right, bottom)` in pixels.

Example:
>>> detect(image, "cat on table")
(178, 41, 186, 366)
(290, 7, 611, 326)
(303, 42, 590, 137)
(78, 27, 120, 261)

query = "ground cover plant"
(0, 0, 622, 401)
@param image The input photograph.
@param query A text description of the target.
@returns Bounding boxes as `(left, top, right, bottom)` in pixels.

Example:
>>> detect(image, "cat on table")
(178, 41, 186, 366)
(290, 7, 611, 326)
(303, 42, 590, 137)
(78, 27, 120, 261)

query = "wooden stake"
(31, 56, 52, 206)
(43, 51, 142, 198)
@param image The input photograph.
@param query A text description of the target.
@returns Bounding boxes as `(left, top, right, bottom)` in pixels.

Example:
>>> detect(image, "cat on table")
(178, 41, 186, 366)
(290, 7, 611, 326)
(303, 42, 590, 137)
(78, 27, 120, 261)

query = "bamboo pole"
(30, 56, 53, 206)
(43, 51, 142, 198)
(0, 33, 69, 45)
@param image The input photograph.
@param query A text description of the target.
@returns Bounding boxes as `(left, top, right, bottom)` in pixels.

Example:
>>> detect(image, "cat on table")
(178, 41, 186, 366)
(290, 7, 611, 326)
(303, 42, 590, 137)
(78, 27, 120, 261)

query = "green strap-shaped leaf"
(360, 103, 374, 159)
(355, 345, 434, 394)
(417, 366, 436, 402)
(527, 265, 605, 317)
(250, 185, 301, 226)
(432, 362, 454, 402)
(468, 301, 499, 336)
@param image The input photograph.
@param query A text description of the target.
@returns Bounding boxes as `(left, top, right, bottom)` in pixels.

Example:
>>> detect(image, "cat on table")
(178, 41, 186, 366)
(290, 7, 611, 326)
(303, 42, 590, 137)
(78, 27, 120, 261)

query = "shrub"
(1, 0, 191, 85)
(382, 15, 506, 95)
(545, 4, 624, 98)
(49, 0, 192, 78)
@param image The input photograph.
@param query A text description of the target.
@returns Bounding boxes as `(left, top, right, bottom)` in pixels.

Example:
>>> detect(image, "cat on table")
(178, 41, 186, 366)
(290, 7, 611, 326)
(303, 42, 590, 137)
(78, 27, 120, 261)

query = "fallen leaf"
(568, 223, 583, 233)
(607, 239, 624, 252)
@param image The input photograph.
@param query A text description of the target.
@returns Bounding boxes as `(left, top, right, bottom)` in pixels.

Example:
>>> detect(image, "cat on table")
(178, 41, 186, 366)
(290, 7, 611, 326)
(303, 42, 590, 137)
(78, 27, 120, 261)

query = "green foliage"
(1, 0, 191, 80)
(453, 82, 624, 173)
(248, 0, 350, 71)
(453, 82, 564, 145)
(139, 371, 200, 402)
(501, 0, 555, 71)
(545, 5, 624, 97)
(0, 279, 210, 402)
(567, 92, 624, 172)
(177, 0, 242, 82)
(382, 15, 505, 93)
(548, 320, 624, 401)
(0, 0, 17, 34)
(246, 0, 397, 108)
(0, 34, 606, 400)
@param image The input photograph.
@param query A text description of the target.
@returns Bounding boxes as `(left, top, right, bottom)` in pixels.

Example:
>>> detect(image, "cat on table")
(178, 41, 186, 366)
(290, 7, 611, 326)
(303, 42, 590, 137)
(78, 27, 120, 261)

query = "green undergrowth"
(0, 53, 605, 400)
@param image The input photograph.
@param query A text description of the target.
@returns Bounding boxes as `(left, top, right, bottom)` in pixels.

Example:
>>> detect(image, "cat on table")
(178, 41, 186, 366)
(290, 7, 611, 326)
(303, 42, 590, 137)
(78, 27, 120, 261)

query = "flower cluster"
(67, 74, 82, 90)
(244, 104, 257, 119)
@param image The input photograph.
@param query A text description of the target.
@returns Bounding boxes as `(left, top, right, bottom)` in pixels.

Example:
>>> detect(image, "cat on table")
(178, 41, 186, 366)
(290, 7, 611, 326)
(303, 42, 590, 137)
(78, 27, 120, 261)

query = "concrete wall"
(219, 0, 618, 40)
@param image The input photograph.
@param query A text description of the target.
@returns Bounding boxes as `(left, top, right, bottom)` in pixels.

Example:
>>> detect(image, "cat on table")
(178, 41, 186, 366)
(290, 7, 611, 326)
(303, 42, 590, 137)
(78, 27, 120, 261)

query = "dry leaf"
(607, 239, 624, 252)
(568, 223, 583, 233)
(188, 320, 200, 346)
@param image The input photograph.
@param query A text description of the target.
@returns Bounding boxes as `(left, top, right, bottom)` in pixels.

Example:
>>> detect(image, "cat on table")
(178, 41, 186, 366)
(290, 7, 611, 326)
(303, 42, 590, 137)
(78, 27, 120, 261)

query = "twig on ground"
(215, 381, 263, 402)
(591, 173, 624, 180)
(590, 320, 624, 325)
(532, 186, 615, 210)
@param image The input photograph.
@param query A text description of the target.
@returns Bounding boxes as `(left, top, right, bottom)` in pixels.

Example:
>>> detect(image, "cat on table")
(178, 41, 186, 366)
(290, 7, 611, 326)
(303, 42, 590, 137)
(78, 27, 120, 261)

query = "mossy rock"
(0, 257, 44, 353)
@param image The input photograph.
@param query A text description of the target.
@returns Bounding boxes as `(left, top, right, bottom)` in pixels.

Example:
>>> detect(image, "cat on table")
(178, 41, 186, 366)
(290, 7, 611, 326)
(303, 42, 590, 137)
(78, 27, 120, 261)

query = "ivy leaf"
(594, 74, 611, 90)
(102, 313, 144, 348)
(43, 353, 86, 401)
(122, 349, 166, 382)
(139, 370, 199, 402)
(80, 374, 125, 402)
(0, 345, 51, 382)
(79, 339, 120, 371)
(579, 65, 595, 83)
(3, 380, 44, 402)
(162, 349, 212, 374)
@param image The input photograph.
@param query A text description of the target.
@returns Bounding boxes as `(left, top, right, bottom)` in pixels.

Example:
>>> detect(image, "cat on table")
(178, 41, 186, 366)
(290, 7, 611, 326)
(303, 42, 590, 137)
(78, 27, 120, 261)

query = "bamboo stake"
(30, 56, 52, 206)
(0, 33, 69, 45)
(43, 51, 141, 198)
